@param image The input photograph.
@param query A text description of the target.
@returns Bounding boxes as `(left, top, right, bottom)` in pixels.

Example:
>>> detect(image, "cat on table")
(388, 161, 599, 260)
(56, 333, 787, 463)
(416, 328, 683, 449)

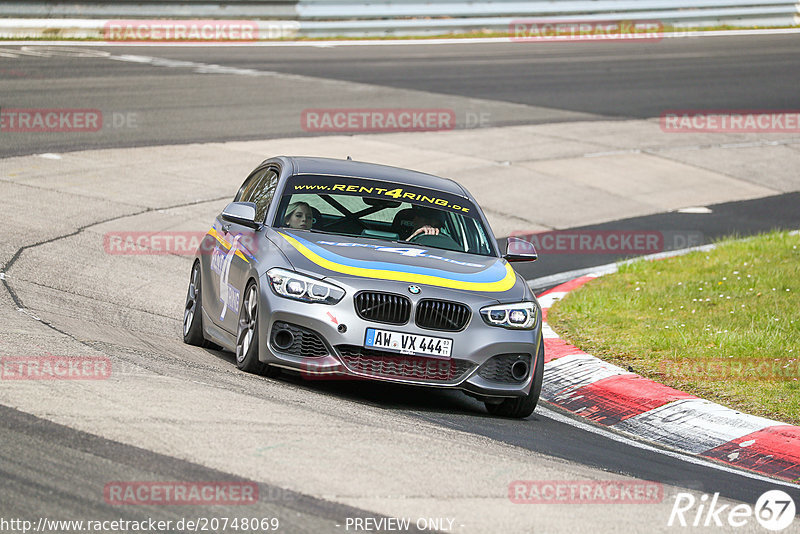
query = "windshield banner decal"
(287, 175, 476, 216)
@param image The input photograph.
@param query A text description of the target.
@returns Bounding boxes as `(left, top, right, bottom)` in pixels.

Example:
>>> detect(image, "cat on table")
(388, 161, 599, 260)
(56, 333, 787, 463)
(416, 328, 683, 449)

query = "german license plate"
(364, 328, 452, 359)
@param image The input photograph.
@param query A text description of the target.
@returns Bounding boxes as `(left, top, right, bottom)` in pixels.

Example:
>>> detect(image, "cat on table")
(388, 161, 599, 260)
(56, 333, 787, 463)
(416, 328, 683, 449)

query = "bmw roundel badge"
(408, 285, 421, 295)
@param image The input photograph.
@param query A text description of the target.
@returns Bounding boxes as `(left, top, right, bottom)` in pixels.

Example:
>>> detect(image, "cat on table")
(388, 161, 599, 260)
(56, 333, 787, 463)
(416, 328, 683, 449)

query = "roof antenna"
(346, 155, 352, 161)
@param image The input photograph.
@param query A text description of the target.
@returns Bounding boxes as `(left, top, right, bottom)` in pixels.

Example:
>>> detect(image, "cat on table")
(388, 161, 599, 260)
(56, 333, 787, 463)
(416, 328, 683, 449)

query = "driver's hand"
(408, 225, 440, 240)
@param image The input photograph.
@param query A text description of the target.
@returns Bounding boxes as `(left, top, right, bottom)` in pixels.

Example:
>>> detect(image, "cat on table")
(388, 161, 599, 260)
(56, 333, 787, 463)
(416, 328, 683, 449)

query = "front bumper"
(256, 275, 542, 398)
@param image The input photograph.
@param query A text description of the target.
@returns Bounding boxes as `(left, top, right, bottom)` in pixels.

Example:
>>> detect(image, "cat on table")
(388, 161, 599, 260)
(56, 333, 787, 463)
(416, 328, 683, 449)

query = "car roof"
(279, 156, 468, 197)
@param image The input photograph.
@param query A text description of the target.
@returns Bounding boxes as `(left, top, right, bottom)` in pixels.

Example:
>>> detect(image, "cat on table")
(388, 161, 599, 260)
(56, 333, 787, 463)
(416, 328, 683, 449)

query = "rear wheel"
(183, 262, 207, 346)
(485, 335, 545, 418)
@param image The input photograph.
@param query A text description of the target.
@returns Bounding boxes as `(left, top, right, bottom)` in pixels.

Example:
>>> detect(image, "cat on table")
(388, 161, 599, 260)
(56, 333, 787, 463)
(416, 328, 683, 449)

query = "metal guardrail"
(1, 1, 298, 19)
(297, 0, 800, 18)
(1, 1, 798, 38)
(295, 0, 800, 36)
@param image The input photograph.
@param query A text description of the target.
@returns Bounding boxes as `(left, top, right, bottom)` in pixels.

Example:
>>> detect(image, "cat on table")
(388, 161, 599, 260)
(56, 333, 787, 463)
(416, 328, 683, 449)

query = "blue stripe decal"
(290, 233, 507, 283)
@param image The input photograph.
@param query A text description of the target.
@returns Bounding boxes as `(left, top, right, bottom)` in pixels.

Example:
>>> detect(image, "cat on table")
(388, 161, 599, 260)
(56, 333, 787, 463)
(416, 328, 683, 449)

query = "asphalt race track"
(1, 35, 800, 533)
(2, 34, 800, 157)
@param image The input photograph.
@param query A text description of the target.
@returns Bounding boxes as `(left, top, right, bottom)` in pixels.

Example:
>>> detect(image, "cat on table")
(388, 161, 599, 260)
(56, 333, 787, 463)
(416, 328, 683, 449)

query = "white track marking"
(537, 291, 567, 309)
(676, 206, 713, 213)
(107, 53, 276, 76)
(616, 399, 782, 454)
(540, 323, 560, 339)
(538, 405, 800, 489)
(542, 353, 632, 399)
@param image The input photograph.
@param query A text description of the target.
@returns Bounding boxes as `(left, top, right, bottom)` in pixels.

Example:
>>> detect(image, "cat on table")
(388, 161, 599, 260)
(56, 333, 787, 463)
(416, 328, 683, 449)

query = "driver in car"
(407, 206, 443, 240)
(284, 201, 313, 230)
(405, 206, 462, 252)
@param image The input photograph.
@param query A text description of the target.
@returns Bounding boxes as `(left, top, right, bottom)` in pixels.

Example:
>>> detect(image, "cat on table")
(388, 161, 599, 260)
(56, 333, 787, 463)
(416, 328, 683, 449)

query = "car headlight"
(267, 268, 345, 305)
(480, 302, 538, 329)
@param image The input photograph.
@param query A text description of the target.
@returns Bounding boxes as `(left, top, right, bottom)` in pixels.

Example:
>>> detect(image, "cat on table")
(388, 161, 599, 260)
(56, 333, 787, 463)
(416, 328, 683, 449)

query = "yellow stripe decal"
(279, 232, 517, 292)
(209, 227, 249, 263)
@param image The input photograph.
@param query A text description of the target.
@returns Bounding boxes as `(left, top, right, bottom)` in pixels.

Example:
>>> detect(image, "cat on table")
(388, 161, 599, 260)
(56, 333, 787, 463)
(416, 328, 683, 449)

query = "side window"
(235, 168, 278, 223)
(252, 170, 278, 222)
(235, 168, 264, 203)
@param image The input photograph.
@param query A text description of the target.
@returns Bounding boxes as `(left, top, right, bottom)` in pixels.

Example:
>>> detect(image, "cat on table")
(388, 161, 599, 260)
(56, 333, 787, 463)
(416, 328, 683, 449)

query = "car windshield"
(274, 174, 496, 256)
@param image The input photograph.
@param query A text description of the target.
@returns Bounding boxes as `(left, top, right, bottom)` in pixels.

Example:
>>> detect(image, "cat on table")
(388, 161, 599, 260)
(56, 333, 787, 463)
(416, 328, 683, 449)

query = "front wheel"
(236, 282, 265, 374)
(485, 334, 544, 418)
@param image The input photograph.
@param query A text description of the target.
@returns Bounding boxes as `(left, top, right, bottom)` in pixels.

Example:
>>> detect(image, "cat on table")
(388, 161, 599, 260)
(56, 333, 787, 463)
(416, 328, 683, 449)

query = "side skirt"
(201, 308, 237, 352)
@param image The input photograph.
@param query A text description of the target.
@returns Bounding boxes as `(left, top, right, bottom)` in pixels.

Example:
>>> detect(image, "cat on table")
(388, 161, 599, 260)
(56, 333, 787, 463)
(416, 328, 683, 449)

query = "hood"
(269, 230, 528, 299)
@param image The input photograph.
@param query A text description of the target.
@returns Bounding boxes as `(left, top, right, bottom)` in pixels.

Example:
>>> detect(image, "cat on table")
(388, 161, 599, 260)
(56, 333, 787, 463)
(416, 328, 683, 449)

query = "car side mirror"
(221, 202, 260, 229)
(504, 236, 538, 262)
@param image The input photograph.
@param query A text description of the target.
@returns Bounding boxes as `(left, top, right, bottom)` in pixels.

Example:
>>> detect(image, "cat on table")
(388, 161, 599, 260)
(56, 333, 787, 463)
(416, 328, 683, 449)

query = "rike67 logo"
(668, 490, 796, 531)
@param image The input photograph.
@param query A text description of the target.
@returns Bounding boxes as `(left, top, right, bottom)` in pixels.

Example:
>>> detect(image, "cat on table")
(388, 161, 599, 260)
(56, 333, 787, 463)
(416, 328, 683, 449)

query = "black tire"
(485, 334, 545, 418)
(183, 262, 207, 346)
(235, 282, 265, 373)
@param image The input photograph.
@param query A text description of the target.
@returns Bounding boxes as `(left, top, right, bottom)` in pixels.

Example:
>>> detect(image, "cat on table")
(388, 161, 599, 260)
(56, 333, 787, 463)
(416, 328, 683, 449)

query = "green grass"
(547, 230, 800, 425)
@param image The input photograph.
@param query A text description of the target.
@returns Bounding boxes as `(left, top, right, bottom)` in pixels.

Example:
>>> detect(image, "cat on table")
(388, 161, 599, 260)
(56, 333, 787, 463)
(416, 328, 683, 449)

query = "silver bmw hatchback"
(183, 156, 543, 418)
